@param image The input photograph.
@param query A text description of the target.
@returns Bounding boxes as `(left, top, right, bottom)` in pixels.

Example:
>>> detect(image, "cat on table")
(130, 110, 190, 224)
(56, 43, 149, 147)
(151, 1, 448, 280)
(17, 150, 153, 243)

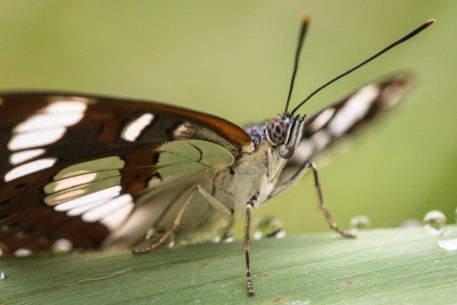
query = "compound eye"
(266, 118, 287, 146)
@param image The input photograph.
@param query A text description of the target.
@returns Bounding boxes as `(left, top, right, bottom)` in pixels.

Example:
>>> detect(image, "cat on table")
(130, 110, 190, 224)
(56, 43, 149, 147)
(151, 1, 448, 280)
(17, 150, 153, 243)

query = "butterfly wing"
(0, 92, 252, 253)
(284, 75, 411, 173)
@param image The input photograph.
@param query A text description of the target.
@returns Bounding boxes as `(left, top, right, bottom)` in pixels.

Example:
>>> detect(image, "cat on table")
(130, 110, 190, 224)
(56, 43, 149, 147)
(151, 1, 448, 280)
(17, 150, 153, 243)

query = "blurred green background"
(0, 1, 455, 237)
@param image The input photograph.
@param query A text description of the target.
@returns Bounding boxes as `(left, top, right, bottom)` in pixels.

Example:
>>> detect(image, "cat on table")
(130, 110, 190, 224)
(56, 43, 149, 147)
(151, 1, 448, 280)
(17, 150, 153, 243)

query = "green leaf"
(1, 227, 456, 304)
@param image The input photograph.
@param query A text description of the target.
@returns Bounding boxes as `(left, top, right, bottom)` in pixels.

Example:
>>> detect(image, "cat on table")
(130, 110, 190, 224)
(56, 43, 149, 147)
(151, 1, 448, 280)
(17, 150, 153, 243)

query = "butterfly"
(0, 17, 434, 295)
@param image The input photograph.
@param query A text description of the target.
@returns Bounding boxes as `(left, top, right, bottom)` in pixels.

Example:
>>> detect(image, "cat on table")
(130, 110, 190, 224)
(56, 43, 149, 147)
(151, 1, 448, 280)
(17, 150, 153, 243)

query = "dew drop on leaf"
(14, 248, 31, 257)
(438, 228, 457, 251)
(350, 215, 371, 230)
(253, 216, 285, 240)
(423, 210, 446, 235)
(52, 238, 73, 255)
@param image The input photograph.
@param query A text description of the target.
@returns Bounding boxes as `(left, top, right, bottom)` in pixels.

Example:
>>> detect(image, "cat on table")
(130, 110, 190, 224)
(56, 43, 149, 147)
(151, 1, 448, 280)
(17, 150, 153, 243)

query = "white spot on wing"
(45, 100, 88, 113)
(52, 172, 97, 192)
(54, 186, 121, 212)
(66, 199, 110, 216)
(7, 100, 87, 151)
(173, 122, 192, 138)
(328, 84, 380, 137)
(121, 113, 154, 142)
(9, 148, 46, 165)
(311, 130, 331, 150)
(82, 194, 133, 222)
(4, 158, 57, 182)
(310, 108, 335, 131)
(13, 112, 85, 133)
(8, 127, 66, 150)
(101, 201, 134, 229)
(293, 140, 314, 161)
(50, 189, 86, 204)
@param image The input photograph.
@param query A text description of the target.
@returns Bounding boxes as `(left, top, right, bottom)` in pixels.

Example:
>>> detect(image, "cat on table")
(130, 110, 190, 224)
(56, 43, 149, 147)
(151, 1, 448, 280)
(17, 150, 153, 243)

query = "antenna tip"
(302, 14, 310, 24)
(427, 18, 436, 25)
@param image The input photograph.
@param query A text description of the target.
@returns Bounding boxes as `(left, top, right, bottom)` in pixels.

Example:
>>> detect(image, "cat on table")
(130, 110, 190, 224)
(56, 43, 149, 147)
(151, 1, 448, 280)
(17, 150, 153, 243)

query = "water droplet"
(0, 272, 5, 280)
(423, 210, 446, 235)
(167, 239, 175, 248)
(222, 230, 235, 243)
(253, 216, 285, 240)
(52, 238, 73, 254)
(438, 239, 457, 251)
(213, 232, 235, 243)
(350, 215, 371, 230)
(223, 235, 235, 243)
(145, 226, 166, 241)
(284, 300, 311, 305)
(14, 248, 31, 257)
(438, 228, 457, 251)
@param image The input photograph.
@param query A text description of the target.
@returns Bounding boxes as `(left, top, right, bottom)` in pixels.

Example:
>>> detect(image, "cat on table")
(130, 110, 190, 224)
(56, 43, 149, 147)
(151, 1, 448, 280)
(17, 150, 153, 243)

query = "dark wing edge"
(0, 91, 253, 151)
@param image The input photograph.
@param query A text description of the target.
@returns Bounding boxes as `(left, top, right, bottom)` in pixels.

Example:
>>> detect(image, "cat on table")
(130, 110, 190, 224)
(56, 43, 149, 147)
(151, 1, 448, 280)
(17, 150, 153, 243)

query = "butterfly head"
(264, 114, 306, 159)
(245, 114, 307, 184)
(265, 118, 287, 146)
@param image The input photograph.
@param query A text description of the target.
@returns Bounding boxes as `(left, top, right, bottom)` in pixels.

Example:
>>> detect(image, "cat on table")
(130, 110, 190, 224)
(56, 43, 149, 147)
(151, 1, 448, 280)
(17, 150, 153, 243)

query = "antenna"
(283, 15, 310, 118)
(289, 19, 435, 117)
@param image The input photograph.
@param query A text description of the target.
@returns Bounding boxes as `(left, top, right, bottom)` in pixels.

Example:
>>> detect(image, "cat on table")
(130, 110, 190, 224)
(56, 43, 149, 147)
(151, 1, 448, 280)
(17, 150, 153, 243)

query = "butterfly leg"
(269, 161, 355, 238)
(132, 186, 198, 254)
(133, 185, 233, 254)
(194, 186, 235, 242)
(244, 196, 257, 296)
